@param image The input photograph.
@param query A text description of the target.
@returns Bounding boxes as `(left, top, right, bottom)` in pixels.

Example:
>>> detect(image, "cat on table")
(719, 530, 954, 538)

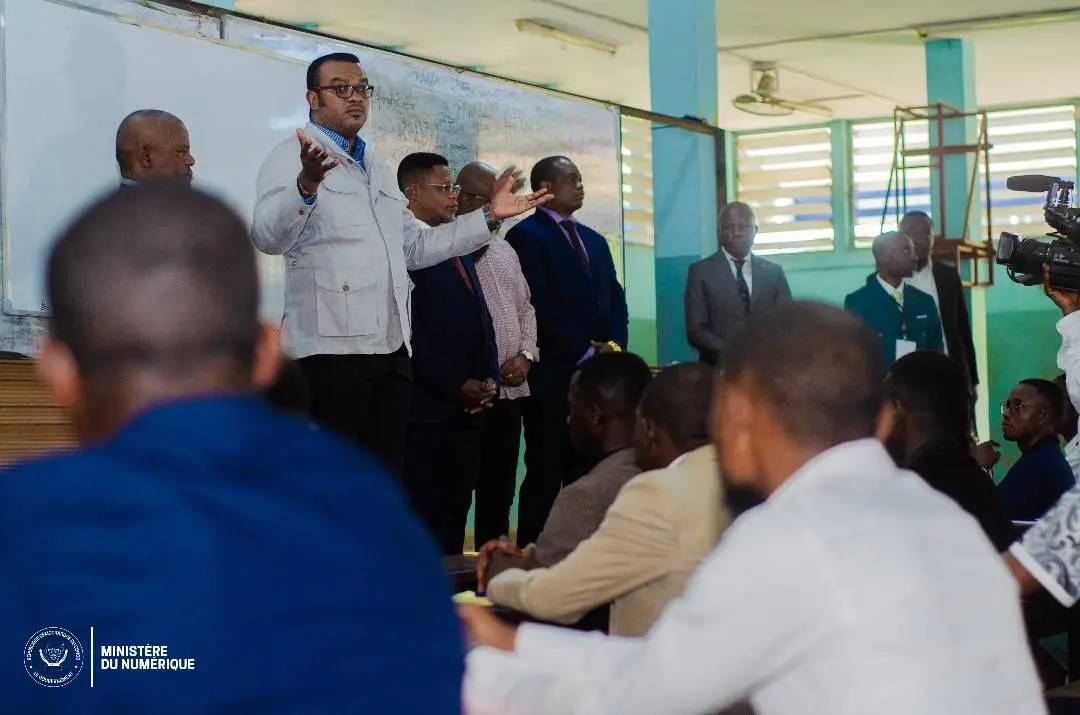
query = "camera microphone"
(1007, 175, 1076, 192)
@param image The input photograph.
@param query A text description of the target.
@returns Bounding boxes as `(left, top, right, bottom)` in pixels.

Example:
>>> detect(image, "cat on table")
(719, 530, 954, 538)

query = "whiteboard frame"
(0, 0, 627, 320)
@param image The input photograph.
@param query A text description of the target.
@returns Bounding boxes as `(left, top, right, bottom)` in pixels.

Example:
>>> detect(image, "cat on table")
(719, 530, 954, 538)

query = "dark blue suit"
(844, 275, 944, 366)
(405, 255, 499, 553)
(0, 396, 463, 713)
(507, 209, 628, 546)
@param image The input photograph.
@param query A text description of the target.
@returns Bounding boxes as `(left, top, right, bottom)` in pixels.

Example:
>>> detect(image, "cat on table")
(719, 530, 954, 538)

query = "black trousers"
(474, 399, 524, 549)
(517, 384, 577, 548)
(403, 417, 483, 555)
(297, 350, 412, 476)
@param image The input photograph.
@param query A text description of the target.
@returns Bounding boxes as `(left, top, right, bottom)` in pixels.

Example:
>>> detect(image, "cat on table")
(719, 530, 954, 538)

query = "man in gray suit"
(684, 201, 791, 366)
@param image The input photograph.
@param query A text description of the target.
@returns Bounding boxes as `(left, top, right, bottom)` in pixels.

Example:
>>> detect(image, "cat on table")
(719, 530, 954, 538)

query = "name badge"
(896, 339, 917, 359)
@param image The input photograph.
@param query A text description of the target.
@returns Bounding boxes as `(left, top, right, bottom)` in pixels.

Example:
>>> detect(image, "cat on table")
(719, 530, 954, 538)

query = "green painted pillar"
(925, 38, 991, 440)
(201, 0, 235, 9)
(648, 0, 718, 365)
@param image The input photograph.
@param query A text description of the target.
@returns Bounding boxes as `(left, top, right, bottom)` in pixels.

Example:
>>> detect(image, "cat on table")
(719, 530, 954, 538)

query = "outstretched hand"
(296, 129, 339, 191)
(458, 604, 518, 652)
(488, 166, 552, 220)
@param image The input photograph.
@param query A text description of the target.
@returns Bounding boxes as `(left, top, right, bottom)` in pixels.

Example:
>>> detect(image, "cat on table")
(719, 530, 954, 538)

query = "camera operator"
(1043, 265, 1080, 482)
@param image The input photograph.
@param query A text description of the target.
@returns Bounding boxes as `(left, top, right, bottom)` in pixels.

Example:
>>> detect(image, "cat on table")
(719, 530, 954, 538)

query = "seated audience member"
(1054, 373, 1080, 481)
(462, 301, 1043, 715)
(0, 186, 464, 712)
(399, 152, 500, 554)
(478, 353, 650, 582)
(882, 351, 1013, 551)
(844, 231, 943, 366)
(484, 363, 730, 636)
(115, 109, 195, 184)
(996, 378, 1074, 521)
(1008, 481, 1080, 607)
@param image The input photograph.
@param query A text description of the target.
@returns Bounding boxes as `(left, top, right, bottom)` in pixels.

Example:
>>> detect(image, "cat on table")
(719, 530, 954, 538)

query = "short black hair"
(722, 301, 885, 447)
(886, 351, 971, 443)
(397, 152, 449, 192)
(640, 363, 713, 450)
(530, 155, 573, 191)
(1020, 378, 1065, 425)
(47, 184, 258, 378)
(306, 52, 361, 90)
(573, 352, 652, 419)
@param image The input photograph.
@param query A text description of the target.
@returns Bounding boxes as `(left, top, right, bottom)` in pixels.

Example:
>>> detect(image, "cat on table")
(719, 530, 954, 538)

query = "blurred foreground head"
(713, 301, 885, 497)
(40, 184, 281, 442)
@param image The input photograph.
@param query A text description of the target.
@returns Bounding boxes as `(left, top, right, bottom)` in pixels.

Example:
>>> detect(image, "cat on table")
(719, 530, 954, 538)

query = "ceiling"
(233, 0, 1080, 130)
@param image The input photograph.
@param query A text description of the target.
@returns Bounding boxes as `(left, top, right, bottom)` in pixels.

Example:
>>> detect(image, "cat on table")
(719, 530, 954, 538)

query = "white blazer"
(251, 123, 490, 359)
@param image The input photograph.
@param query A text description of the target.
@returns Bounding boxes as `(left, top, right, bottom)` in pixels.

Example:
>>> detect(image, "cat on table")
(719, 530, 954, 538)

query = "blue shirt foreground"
(0, 395, 462, 713)
(997, 435, 1076, 522)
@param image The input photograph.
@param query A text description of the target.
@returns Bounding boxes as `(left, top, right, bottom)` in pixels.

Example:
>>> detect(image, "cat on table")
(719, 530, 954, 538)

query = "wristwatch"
(482, 204, 503, 232)
(519, 349, 535, 363)
(606, 341, 623, 353)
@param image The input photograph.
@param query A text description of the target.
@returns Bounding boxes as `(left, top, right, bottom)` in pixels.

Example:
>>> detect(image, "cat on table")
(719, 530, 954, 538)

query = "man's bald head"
(718, 201, 757, 259)
(115, 110, 194, 183)
(47, 185, 258, 382)
(872, 231, 917, 281)
(456, 161, 497, 216)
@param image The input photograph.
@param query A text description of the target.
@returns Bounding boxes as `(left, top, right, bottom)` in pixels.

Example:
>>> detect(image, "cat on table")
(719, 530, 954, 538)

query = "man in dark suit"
(900, 210, 979, 390)
(845, 231, 943, 366)
(399, 152, 500, 554)
(882, 351, 1013, 551)
(508, 155, 629, 547)
(684, 201, 791, 366)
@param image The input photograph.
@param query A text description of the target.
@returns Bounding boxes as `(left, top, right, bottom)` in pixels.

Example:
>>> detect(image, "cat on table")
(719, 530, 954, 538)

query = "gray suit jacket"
(684, 252, 791, 365)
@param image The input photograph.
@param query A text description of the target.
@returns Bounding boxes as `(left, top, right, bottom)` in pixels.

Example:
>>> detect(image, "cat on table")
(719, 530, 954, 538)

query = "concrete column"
(648, 0, 718, 364)
(925, 38, 989, 439)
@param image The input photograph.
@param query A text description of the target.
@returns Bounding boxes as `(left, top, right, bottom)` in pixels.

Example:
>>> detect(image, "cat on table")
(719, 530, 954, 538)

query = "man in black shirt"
(882, 350, 1014, 551)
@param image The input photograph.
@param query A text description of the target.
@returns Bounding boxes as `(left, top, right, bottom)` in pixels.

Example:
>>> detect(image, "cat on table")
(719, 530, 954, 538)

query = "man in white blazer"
(251, 52, 548, 473)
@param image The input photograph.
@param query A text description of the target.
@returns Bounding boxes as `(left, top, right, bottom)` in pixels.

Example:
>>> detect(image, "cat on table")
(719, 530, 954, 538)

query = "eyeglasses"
(1000, 398, 1038, 415)
(313, 83, 376, 99)
(411, 183, 461, 195)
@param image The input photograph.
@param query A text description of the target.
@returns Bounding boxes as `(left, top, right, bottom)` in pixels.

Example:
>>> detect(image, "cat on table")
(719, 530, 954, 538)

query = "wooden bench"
(0, 358, 76, 465)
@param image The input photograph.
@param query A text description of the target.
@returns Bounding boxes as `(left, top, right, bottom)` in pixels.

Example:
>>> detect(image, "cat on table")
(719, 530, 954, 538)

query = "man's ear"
(36, 338, 81, 409)
(305, 90, 319, 112)
(251, 323, 284, 390)
(874, 400, 899, 444)
(138, 142, 154, 169)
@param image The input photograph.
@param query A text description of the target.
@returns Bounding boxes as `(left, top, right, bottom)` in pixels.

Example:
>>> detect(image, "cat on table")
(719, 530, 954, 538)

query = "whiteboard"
(0, 0, 622, 327)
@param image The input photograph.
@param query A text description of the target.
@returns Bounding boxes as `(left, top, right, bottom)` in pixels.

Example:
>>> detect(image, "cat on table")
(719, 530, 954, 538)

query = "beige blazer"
(488, 445, 730, 636)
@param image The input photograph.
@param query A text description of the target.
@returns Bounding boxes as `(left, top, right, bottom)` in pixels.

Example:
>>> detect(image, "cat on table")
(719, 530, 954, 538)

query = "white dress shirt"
(877, 275, 904, 308)
(466, 439, 1044, 715)
(1056, 312, 1080, 482)
(905, 263, 948, 355)
(722, 248, 752, 296)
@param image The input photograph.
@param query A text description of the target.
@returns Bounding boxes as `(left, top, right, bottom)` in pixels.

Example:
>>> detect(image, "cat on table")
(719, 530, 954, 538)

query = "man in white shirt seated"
(461, 301, 1044, 715)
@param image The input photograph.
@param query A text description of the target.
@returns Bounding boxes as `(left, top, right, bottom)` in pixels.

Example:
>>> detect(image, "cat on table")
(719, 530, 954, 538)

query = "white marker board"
(1, 0, 621, 341)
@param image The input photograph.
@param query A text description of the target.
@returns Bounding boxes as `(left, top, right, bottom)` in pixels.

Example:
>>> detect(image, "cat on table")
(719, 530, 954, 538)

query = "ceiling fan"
(732, 62, 840, 118)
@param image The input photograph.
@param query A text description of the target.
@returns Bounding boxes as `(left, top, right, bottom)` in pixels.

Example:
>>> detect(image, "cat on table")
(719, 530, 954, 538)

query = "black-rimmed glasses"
(313, 83, 376, 99)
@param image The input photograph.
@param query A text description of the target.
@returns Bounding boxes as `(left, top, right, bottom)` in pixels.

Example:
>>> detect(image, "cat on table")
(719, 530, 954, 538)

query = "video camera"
(997, 174, 1080, 290)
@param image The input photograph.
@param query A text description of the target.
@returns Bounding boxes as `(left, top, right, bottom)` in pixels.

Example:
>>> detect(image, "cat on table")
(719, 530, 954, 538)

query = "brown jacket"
(533, 448, 641, 567)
